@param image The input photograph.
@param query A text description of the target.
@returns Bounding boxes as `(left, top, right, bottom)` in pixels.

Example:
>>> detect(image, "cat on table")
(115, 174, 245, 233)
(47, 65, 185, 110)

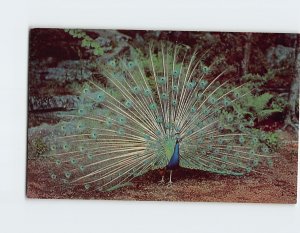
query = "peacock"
(42, 41, 273, 192)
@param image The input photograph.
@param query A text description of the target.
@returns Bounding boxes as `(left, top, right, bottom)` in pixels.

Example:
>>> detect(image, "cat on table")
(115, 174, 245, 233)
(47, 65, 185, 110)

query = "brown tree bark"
(241, 33, 252, 76)
(283, 35, 300, 133)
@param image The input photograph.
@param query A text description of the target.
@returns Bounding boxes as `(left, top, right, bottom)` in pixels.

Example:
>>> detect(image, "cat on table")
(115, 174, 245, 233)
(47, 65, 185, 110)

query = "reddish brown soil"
(26, 131, 298, 203)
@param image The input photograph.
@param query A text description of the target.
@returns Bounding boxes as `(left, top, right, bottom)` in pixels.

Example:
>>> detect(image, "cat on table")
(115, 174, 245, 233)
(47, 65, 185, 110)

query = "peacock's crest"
(41, 41, 273, 191)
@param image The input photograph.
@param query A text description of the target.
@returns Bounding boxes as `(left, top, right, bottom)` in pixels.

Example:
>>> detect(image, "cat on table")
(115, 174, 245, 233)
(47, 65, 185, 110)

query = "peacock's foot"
(158, 178, 165, 184)
(167, 181, 173, 186)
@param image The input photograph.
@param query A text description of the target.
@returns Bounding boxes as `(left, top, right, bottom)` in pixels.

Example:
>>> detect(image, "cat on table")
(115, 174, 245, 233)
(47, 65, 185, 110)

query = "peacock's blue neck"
(166, 141, 180, 169)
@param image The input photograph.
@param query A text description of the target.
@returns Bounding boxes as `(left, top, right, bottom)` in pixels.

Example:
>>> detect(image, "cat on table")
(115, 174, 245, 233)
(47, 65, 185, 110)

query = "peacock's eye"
(190, 106, 196, 113)
(202, 66, 210, 74)
(149, 103, 157, 110)
(171, 99, 177, 106)
(87, 153, 93, 160)
(127, 61, 134, 68)
(239, 135, 245, 144)
(64, 171, 71, 179)
(55, 160, 61, 166)
(109, 60, 116, 67)
(172, 69, 180, 77)
(125, 100, 133, 108)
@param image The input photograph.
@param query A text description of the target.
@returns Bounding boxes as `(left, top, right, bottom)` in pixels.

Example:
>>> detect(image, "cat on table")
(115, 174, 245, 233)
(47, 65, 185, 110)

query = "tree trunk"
(241, 33, 252, 76)
(283, 35, 300, 133)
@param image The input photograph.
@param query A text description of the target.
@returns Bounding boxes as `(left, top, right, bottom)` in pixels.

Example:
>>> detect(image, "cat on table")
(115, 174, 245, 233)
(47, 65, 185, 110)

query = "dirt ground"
(26, 131, 298, 203)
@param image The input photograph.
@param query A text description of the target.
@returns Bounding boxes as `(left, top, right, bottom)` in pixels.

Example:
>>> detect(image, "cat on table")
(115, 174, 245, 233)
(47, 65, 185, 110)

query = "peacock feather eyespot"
(94, 91, 106, 103)
(239, 135, 245, 144)
(117, 116, 127, 125)
(214, 148, 220, 154)
(186, 81, 196, 90)
(62, 143, 70, 151)
(249, 149, 255, 158)
(124, 100, 133, 109)
(90, 130, 98, 139)
(105, 118, 113, 128)
(217, 138, 224, 145)
(78, 107, 85, 115)
(149, 103, 157, 111)
(144, 88, 152, 97)
(64, 171, 71, 179)
(209, 96, 217, 104)
(82, 87, 90, 95)
(226, 145, 233, 152)
(223, 98, 231, 107)
(161, 92, 168, 100)
(202, 66, 210, 74)
(190, 106, 196, 113)
(108, 59, 116, 67)
(51, 174, 57, 180)
(87, 153, 93, 160)
(171, 99, 177, 106)
(117, 128, 125, 136)
(158, 76, 167, 85)
(79, 165, 85, 172)
(197, 121, 204, 128)
(131, 86, 141, 94)
(218, 124, 224, 132)
(155, 130, 161, 136)
(239, 124, 246, 131)
(233, 91, 241, 98)
(172, 85, 179, 92)
(78, 145, 86, 153)
(50, 144, 57, 151)
(127, 61, 135, 69)
(55, 160, 61, 166)
(261, 146, 270, 154)
(226, 114, 233, 123)
(76, 121, 85, 131)
(207, 145, 213, 151)
(172, 69, 179, 78)
(252, 137, 258, 144)
(199, 80, 208, 89)
(60, 124, 67, 132)
(70, 157, 77, 165)
(155, 115, 163, 123)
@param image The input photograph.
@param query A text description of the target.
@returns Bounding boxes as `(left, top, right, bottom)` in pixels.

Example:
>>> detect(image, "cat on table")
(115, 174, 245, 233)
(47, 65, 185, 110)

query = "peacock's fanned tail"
(43, 42, 272, 191)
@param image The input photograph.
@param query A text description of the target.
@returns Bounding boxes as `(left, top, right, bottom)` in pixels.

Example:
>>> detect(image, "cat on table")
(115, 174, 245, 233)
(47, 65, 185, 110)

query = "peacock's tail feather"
(42, 41, 272, 191)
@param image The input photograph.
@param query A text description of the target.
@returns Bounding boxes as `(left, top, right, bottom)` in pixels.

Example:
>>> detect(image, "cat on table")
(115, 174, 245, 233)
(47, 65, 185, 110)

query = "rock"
(29, 95, 81, 111)
(266, 45, 295, 67)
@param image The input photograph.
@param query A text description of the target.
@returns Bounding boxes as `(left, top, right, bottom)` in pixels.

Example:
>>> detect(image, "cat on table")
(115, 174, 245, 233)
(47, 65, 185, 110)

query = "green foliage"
(65, 29, 104, 56)
(241, 93, 283, 121)
(242, 70, 276, 87)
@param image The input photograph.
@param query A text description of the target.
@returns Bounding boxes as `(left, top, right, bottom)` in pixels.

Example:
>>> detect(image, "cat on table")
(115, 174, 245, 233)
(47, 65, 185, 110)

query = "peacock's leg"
(159, 175, 165, 184)
(168, 170, 173, 185)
